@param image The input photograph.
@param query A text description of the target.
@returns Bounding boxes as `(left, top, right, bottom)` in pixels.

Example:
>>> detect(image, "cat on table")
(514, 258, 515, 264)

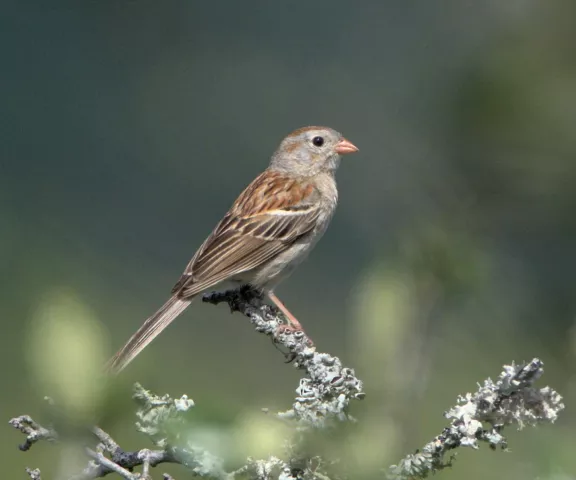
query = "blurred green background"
(3, 1, 576, 478)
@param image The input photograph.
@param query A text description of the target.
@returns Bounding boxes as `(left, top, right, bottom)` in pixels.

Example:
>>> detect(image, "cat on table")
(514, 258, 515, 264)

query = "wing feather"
(171, 171, 320, 298)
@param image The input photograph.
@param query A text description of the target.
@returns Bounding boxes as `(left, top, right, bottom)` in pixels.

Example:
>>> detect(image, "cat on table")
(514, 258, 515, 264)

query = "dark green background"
(3, 1, 575, 478)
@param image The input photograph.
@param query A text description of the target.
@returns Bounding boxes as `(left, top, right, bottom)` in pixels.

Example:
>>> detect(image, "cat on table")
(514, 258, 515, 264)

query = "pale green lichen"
(388, 358, 565, 479)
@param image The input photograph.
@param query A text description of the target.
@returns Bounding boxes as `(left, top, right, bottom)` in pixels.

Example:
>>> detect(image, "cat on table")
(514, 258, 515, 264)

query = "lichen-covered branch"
(10, 415, 58, 452)
(10, 384, 329, 480)
(202, 287, 365, 427)
(11, 287, 365, 480)
(388, 358, 565, 479)
(9, 288, 565, 480)
(12, 386, 236, 480)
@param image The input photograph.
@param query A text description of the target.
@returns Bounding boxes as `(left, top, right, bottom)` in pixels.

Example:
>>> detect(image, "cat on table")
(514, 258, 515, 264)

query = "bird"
(106, 126, 358, 374)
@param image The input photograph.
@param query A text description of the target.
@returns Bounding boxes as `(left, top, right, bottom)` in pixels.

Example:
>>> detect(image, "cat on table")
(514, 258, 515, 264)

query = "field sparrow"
(106, 126, 358, 374)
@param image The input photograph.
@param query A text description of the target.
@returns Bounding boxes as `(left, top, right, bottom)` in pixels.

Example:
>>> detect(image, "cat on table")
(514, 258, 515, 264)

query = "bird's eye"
(312, 136, 324, 147)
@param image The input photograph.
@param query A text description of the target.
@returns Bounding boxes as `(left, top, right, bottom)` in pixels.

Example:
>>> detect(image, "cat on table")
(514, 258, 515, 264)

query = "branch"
(10, 387, 226, 480)
(10, 287, 366, 480)
(9, 386, 314, 480)
(202, 287, 365, 427)
(9, 415, 58, 451)
(388, 358, 565, 479)
(9, 288, 564, 479)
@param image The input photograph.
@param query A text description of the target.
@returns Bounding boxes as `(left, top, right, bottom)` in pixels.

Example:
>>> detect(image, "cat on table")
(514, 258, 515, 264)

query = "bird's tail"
(105, 295, 192, 375)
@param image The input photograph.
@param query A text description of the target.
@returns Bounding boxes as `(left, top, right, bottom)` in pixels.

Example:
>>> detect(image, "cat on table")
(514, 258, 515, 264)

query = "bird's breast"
(249, 180, 338, 291)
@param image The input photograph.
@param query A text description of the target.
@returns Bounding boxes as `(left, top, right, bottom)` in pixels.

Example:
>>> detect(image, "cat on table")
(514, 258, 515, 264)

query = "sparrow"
(106, 126, 358, 374)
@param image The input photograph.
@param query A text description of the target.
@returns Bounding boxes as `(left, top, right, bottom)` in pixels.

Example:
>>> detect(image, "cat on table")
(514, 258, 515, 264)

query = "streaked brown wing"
(171, 171, 320, 298)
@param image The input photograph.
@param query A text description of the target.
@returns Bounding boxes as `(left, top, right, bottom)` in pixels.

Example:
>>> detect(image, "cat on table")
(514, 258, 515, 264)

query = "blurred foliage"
(3, 1, 576, 479)
(27, 290, 108, 423)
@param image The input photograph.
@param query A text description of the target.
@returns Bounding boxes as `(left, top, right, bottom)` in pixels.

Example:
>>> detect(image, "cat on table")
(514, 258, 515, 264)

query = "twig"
(84, 449, 136, 480)
(388, 358, 565, 479)
(9, 415, 58, 451)
(139, 449, 152, 479)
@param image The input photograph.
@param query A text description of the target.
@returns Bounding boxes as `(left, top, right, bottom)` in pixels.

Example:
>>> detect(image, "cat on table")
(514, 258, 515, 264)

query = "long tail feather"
(105, 296, 192, 374)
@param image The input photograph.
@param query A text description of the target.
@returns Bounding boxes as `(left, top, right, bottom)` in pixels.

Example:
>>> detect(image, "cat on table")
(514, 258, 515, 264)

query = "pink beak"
(335, 137, 359, 155)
